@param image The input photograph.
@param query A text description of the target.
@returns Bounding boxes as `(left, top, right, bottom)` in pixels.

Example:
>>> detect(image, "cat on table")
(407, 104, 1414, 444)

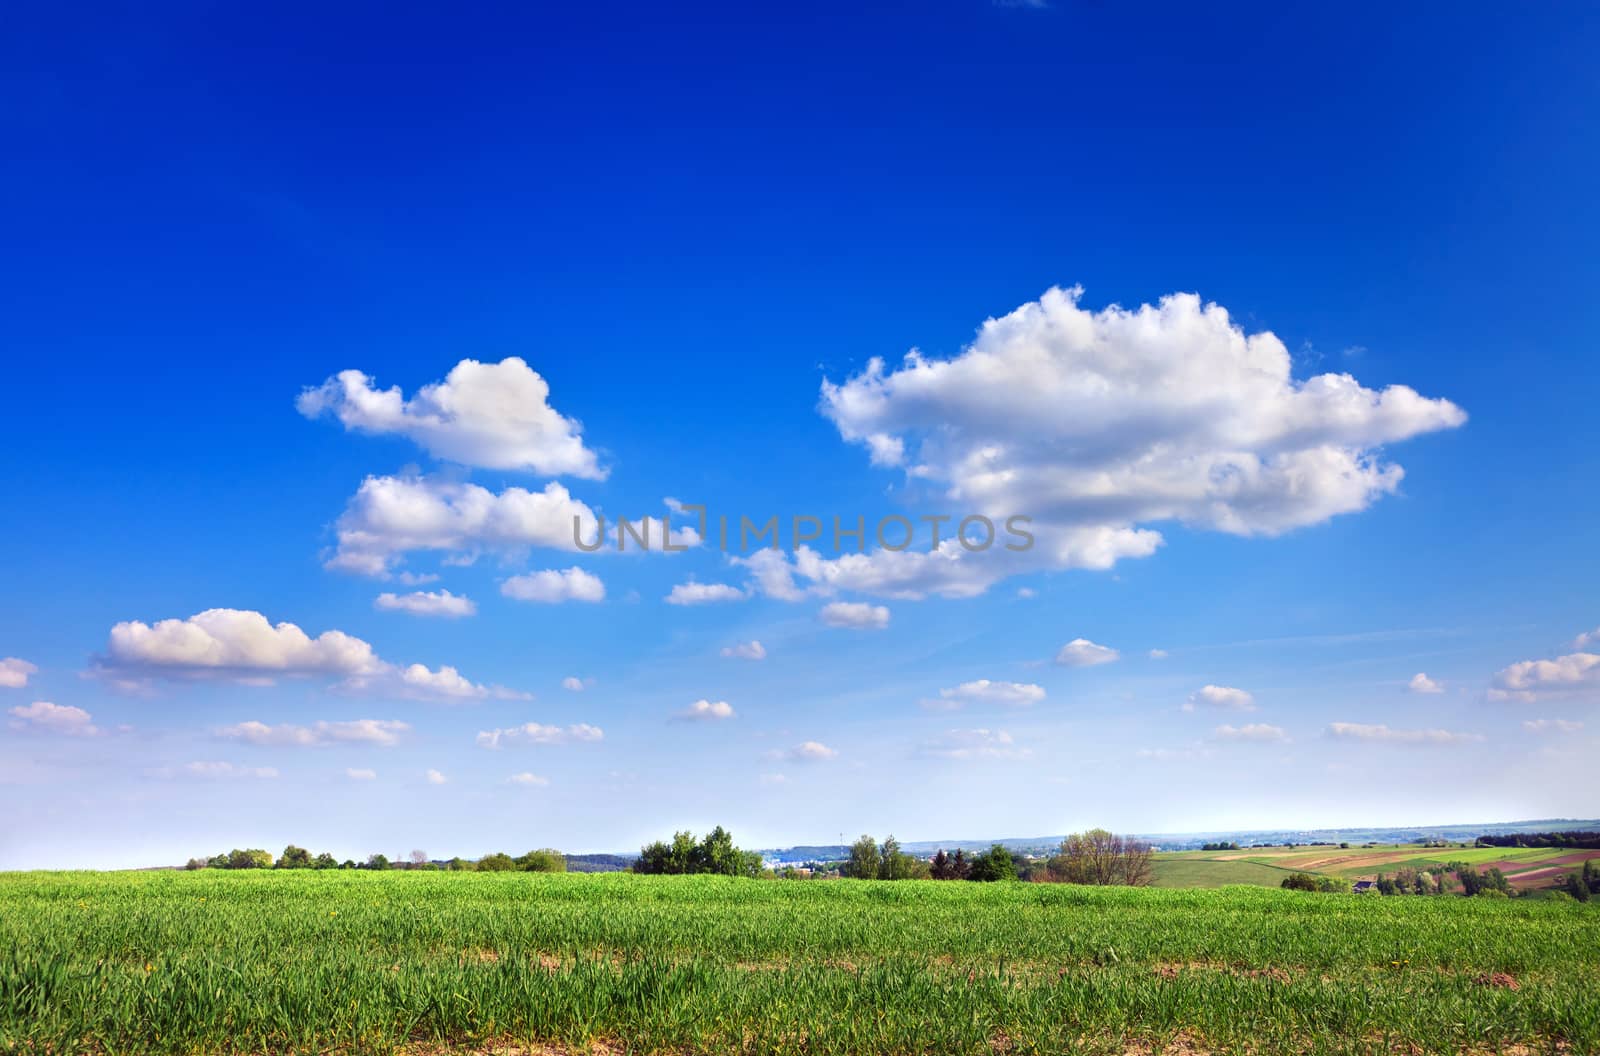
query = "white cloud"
(326, 476, 599, 577)
(1523, 719, 1583, 734)
(1016, 587, 1037, 599)
(1136, 745, 1212, 761)
(759, 772, 788, 785)
(1325, 722, 1484, 746)
(375, 589, 476, 618)
(1148, 649, 1169, 660)
(916, 728, 1030, 760)
(346, 768, 377, 780)
(925, 680, 1045, 711)
(673, 699, 736, 722)
(1489, 650, 1600, 703)
(665, 581, 747, 605)
(102, 609, 383, 681)
(475, 722, 604, 749)
(8, 701, 99, 737)
(394, 663, 530, 701)
(216, 718, 410, 748)
(298, 357, 605, 479)
(810, 286, 1464, 598)
(508, 772, 550, 786)
(1407, 672, 1444, 694)
(720, 640, 767, 661)
(1571, 627, 1599, 650)
(1214, 723, 1290, 743)
(0, 657, 38, 689)
(324, 475, 696, 578)
(1184, 684, 1256, 712)
(425, 768, 448, 785)
(1055, 638, 1119, 667)
(502, 567, 606, 604)
(819, 602, 890, 630)
(783, 740, 838, 762)
(561, 676, 586, 692)
(171, 762, 279, 780)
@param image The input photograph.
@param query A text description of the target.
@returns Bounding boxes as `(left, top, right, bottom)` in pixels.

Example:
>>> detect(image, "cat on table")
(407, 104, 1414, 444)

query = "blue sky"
(3, 3, 1598, 868)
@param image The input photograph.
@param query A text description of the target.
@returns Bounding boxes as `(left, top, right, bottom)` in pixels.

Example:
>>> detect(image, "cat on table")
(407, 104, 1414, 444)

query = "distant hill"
(565, 853, 635, 873)
(755, 819, 1600, 862)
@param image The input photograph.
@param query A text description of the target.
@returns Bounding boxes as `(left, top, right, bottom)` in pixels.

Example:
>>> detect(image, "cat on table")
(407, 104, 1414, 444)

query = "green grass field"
(1149, 844, 1600, 890)
(4, 870, 1598, 1055)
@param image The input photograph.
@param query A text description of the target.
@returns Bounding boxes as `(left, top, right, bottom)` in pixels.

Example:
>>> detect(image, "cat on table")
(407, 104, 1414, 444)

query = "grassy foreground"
(3, 871, 1598, 1055)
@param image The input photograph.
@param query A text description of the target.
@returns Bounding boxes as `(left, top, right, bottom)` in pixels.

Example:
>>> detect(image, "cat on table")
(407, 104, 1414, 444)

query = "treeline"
(840, 829, 1153, 886)
(1476, 831, 1600, 849)
(1284, 863, 1516, 898)
(633, 827, 763, 877)
(186, 846, 567, 872)
(1558, 861, 1600, 902)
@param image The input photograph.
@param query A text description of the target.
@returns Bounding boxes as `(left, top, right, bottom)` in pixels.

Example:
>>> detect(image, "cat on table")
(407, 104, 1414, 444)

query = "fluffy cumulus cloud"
(425, 769, 448, 785)
(0, 657, 38, 689)
(324, 475, 696, 578)
(782, 740, 838, 762)
(502, 567, 606, 604)
(819, 601, 890, 630)
(298, 357, 605, 479)
(398, 663, 530, 701)
(475, 722, 604, 749)
(508, 772, 550, 786)
(217, 718, 411, 748)
(665, 582, 747, 605)
(916, 728, 1030, 760)
(374, 589, 476, 618)
(1324, 722, 1484, 746)
(924, 680, 1045, 711)
(1571, 627, 1600, 650)
(102, 609, 383, 682)
(1523, 719, 1583, 734)
(673, 699, 736, 722)
(561, 676, 586, 692)
(1184, 685, 1256, 712)
(326, 476, 596, 577)
(8, 701, 99, 737)
(720, 640, 766, 661)
(1055, 638, 1119, 667)
(1407, 672, 1444, 694)
(1489, 650, 1600, 703)
(800, 287, 1465, 598)
(1214, 723, 1290, 743)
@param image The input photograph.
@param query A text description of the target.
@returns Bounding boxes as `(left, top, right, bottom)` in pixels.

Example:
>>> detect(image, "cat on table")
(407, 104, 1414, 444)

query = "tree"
(967, 844, 1017, 882)
(1048, 829, 1154, 886)
(365, 853, 390, 871)
(313, 852, 337, 870)
(633, 827, 762, 877)
(477, 852, 516, 872)
(878, 835, 924, 880)
(1567, 871, 1593, 902)
(1281, 873, 1319, 891)
(278, 845, 313, 869)
(516, 849, 568, 873)
(227, 848, 273, 870)
(184, 857, 207, 870)
(844, 835, 881, 879)
(409, 849, 430, 867)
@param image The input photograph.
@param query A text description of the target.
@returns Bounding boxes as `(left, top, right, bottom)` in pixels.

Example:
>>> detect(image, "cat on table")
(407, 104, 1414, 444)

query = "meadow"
(3, 869, 1598, 1055)
(1150, 844, 1600, 891)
